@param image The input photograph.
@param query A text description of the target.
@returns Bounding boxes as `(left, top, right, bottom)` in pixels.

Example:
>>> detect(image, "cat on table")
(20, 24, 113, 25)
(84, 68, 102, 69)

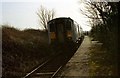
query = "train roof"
(47, 17, 73, 24)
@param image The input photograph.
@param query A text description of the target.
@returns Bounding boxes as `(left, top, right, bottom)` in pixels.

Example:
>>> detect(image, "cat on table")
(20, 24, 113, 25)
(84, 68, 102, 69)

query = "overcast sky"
(1, 0, 91, 31)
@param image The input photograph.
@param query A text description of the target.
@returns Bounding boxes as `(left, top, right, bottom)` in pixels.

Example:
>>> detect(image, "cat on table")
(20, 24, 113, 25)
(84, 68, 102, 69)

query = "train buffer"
(57, 36, 92, 77)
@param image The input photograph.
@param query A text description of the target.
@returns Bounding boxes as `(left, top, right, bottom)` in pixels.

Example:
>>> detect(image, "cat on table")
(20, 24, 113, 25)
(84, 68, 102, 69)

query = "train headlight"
(50, 32, 56, 39)
(67, 31, 72, 38)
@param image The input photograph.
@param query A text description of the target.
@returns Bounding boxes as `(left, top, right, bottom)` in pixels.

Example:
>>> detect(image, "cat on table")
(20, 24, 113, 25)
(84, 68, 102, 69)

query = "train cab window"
(65, 20, 71, 30)
(49, 22, 55, 32)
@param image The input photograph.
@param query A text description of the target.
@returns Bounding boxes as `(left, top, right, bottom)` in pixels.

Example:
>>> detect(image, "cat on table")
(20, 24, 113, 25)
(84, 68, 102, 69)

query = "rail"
(22, 52, 68, 78)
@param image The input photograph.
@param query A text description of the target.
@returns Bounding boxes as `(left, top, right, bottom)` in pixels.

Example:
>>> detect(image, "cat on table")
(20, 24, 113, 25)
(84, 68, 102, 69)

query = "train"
(47, 17, 84, 44)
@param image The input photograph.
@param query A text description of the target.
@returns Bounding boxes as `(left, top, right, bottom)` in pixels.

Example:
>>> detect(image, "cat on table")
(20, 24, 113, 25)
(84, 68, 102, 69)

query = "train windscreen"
(65, 20, 71, 30)
(49, 22, 55, 32)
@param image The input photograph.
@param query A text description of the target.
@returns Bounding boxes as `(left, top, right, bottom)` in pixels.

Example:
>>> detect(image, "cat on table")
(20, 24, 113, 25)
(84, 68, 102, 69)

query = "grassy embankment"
(89, 38, 118, 77)
(2, 26, 55, 77)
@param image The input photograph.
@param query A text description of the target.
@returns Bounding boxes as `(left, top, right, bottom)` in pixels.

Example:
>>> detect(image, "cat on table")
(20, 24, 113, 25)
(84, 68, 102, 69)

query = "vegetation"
(80, 1, 119, 76)
(36, 5, 55, 30)
(89, 2, 118, 53)
(89, 42, 118, 76)
(2, 25, 55, 77)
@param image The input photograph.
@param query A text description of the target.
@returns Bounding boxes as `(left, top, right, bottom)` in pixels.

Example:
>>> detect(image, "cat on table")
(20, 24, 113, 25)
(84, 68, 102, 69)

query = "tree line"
(81, 1, 119, 61)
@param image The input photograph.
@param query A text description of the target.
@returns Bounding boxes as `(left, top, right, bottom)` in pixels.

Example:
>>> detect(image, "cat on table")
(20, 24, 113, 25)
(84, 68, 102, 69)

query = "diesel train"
(47, 17, 84, 44)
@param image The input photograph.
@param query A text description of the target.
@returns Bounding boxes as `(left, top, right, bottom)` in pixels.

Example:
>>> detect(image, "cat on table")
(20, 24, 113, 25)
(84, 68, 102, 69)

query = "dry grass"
(89, 41, 118, 77)
(2, 25, 54, 77)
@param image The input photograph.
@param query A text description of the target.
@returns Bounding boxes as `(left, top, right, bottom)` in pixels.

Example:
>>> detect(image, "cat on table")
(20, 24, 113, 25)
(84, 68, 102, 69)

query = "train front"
(47, 18, 74, 45)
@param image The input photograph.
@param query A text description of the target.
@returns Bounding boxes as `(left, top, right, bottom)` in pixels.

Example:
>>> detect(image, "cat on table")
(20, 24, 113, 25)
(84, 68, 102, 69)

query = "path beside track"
(58, 36, 91, 76)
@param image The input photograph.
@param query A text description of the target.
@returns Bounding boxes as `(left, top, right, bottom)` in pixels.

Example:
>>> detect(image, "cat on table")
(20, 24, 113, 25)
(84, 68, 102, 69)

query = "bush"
(2, 25, 52, 77)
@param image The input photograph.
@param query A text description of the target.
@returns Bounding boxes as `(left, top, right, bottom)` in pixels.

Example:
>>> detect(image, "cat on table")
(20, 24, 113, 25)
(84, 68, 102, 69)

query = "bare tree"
(36, 6, 55, 30)
(79, 1, 119, 53)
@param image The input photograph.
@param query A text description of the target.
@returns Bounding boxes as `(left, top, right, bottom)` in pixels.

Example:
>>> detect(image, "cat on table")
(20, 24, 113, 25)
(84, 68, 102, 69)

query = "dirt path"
(58, 36, 91, 76)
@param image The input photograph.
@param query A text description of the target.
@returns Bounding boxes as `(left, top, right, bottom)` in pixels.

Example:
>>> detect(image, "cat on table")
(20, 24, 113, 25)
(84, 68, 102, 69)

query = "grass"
(2, 25, 55, 77)
(89, 40, 118, 77)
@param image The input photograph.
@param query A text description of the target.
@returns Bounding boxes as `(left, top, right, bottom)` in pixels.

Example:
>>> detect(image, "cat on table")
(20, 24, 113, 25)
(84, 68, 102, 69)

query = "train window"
(58, 24, 64, 32)
(50, 22, 55, 32)
(66, 20, 71, 30)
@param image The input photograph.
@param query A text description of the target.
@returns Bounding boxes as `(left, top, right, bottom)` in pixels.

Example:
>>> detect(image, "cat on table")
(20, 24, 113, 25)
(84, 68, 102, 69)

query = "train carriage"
(47, 17, 84, 44)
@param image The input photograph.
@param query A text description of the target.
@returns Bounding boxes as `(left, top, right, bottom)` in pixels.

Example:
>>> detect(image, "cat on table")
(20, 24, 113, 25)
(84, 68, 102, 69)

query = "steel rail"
(51, 66, 63, 78)
(22, 58, 50, 78)
(22, 52, 63, 78)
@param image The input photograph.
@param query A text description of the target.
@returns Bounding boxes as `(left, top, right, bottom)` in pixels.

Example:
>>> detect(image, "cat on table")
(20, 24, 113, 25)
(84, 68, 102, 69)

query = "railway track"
(22, 51, 74, 78)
